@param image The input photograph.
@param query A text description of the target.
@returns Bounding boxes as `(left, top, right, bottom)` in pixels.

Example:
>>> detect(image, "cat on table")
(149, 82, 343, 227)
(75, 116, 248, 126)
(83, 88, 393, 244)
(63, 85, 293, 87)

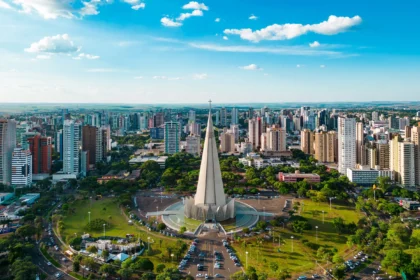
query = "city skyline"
(1, 0, 420, 103)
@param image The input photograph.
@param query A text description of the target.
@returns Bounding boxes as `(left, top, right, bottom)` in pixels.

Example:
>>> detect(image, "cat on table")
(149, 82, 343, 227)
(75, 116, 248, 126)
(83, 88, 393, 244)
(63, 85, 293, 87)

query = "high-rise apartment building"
(11, 148, 32, 186)
(27, 135, 52, 174)
(230, 124, 240, 143)
(56, 130, 63, 160)
(398, 142, 415, 187)
(82, 125, 103, 165)
(164, 121, 180, 154)
(188, 110, 196, 123)
(266, 127, 287, 152)
(389, 135, 400, 181)
(63, 120, 81, 174)
(337, 117, 356, 174)
(0, 119, 16, 185)
(215, 111, 220, 126)
(186, 134, 201, 155)
(154, 112, 165, 128)
(411, 127, 420, 186)
(356, 122, 364, 165)
(220, 132, 235, 153)
(377, 143, 390, 170)
(372, 111, 379, 121)
(293, 116, 301, 131)
(301, 129, 315, 154)
(248, 118, 261, 150)
(220, 108, 228, 126)
(231, 108, 239, 125)
(314, 131, 336, 163)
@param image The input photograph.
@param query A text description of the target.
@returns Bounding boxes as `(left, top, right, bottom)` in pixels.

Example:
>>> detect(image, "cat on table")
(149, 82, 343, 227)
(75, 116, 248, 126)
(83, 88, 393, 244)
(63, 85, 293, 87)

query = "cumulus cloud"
(182, 1, 208, 11)
(177, 9, 203, 21)
(0, 0, 12, 9)
(215, 18, 220, 22)
(296, 64, 301, 68)
(223, 36, 228, 40)
(12, 0, 75, 19)
(153, 76, 167, 80)
(249, 14, 258, 20)
(25, 34, 79, 54)
(80, 0, 100, 16)
(224, 15, 362, 42)
(36, 55, 51, 60)
(309, 41, 321, 48)
(193, 73, 208, 80)
(87, 68, 118, 73)
(161, 17, 182, 27)
(240, 64, 262, 71)
(132, 3, 145, 10)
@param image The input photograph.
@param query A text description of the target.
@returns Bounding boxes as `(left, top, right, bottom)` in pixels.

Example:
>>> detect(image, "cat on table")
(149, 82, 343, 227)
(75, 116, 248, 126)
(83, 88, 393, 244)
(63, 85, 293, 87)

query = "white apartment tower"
(398, 142, 415, 187)
(188, 110, 196, 123)
(266, 127, 287, 152)
(11, 148, 32, 186)
(231, 108, 239, 125)
(186, 134, 201, 155)
(248, 118, 260, 150)
(356, 122, 364, 165)
(0, 119, 16, 185)
(63, 120, 81, 174)
(338, 117, 356, 174)
(164, 121, 180, 154)
(411, 127, 420, 186)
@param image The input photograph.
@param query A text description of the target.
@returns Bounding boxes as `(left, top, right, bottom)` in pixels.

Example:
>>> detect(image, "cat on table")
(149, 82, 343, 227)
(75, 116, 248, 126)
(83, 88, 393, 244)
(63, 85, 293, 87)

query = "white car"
(47, 262, 51, 266)
(196, 274, 204, 278)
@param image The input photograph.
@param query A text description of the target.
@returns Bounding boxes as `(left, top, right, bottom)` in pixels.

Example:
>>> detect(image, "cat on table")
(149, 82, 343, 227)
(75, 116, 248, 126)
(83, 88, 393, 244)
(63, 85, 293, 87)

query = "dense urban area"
(1, 103, 420, 280)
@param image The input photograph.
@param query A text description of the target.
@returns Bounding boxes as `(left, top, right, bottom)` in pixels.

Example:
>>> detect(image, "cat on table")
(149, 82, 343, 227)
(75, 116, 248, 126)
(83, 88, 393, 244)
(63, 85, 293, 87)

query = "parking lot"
(179, 231, 242, 279)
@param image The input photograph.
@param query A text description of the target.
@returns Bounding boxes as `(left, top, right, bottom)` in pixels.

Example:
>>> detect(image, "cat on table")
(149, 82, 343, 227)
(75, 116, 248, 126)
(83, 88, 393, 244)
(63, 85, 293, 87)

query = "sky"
(0, 0, 420, 104)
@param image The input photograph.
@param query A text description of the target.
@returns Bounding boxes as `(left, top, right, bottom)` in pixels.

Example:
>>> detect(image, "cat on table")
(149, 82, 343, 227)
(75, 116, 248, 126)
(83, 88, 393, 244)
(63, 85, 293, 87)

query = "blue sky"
(0, 0, 419, 103)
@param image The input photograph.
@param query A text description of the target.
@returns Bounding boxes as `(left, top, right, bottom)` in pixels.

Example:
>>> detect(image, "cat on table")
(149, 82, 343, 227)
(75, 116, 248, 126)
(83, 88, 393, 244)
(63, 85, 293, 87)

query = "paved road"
(183, 230, 242, 279)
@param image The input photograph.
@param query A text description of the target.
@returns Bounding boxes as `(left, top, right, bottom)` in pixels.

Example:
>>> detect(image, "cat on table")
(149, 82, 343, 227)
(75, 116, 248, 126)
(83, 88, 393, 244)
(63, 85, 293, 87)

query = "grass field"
(61, 198, 187, 272)
(231, 199, 362, 277)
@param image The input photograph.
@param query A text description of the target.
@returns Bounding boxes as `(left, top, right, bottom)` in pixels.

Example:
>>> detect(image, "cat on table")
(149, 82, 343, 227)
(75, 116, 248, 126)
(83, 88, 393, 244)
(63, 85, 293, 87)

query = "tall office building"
(411, 127, 420, 186)
(56, 130, 63, 160)
(21, 131, 38, 150)
(248, 118, 261, 150)
(220, 108, 228, 126)
(377, 143, 390, 170)
(164, 121, 180, 154)
(231, 108, 239, 125)
(188, 110, 196, 123)
(215, 111, 220, 126)
(293, 116, 301, 131)
(0, 119, 16, 185)
(63, 120, 81, 174)
(398, 142, 415, 187)
(186, 134, 201, 155)
(388, 115, 399, 129)
(314, 131, 336, 163)
(372, 111, 379, 121)
(220, 132, 235, 153)
(301, 129, 315, 154)
(27, 135, 52, 174)
(11, 148, 32, 186)
(154, 112, 165, 128)
(337, 117, 356, 174)
(356, 122, 364, 165)
(230, 124, 240, 143)
(82, 125, 103, 165)
(266, 127, 287, 152)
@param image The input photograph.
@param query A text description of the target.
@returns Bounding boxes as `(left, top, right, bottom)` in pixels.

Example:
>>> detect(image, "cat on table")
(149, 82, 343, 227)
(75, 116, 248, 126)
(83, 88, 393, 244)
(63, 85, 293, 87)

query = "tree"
(156, 263, 166, 273)
(276, 269, 291, 280)
(332, 217, 345, 234)
(381, 250, 411, 273)
(87, 245, 98, 253)
(157, 223, 166, 231)
(141, 272, 155, 280)
(16, 225, 36, 239)
(101, 249, 110, 260)
(179, 226, 186, 234)
(242, 228, 250, 234)
(332, 265, 346, 279)
(131, 258, 154, 271)
(99, 263, 115, 275)
(11, 257, 37, 280)
(73, 261, 80, 272)
(118, 268, 133, 280)
(333, 253, 344, 264)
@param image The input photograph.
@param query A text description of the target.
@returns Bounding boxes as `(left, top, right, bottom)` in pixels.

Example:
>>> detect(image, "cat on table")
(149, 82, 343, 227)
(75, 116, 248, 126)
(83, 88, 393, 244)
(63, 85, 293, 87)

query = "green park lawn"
(231, 199, 362, 277)
(61, 198, 185, 272)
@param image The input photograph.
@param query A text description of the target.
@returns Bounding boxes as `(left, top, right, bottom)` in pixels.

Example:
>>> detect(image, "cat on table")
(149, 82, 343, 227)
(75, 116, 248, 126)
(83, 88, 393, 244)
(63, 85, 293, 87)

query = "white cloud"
(168, 77, 182, 80)
(132, 3, 145, 10)
(296, 64, 301, 68)
(320, 65, 326, 68)
(240, 64, 262, 71)
(25, 34, 79, 54)
(153, 76, 182, 80)
(161, 17, 182, 27)
(224, 15, 362, 42)
(0, 0, 12, 9)
(124, 0, 139, 3)
(309, 41, 321, 48)
(75, 53, 100, 60)
(182, 1, 208, 11)
(134, 76, 143, 79)
(80, 0, 100, 16)
(177, 9, 203, 21)
(189, 43, 346, 57)
(153, 75, 167, 80)
(12, 0, 75, 19)
(215, 18, 220, 22)
(223, 36, 228, 40)
(36, 54, 51, 60)
(249, 14, 258, 20)
(193, 73, 208, 80)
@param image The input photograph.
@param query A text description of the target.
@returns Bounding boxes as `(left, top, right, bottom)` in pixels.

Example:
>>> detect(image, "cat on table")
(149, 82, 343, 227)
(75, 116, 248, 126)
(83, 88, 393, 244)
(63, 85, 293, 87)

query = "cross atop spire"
(208, 99, 212, 111)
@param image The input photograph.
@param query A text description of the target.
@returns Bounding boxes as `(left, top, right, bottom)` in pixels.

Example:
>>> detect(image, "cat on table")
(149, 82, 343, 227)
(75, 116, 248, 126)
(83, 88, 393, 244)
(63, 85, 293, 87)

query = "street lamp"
(147, 236, 150, 251)
(329, 197, 336, 210)
(171, 253, 174, 262)
(315, 226, 319, 242)
(246, 251, 249, 269)
(291, 236, 294, 253)
(103, 224, 106, 237)
(322, 210, 325, 224)
(88, 211, 91, 224)
(263, 207, 266, 221)
(258, 193, 260, 205)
